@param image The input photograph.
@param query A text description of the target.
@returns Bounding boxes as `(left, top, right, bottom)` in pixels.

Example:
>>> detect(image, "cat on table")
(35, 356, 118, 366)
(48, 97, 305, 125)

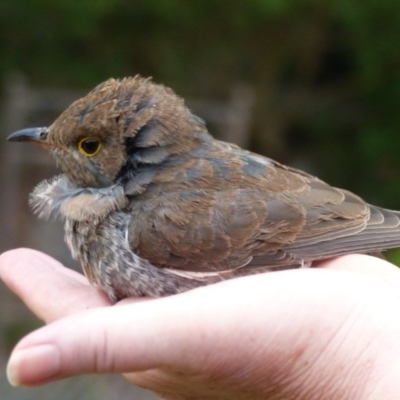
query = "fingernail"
(7, 345, 61, 386)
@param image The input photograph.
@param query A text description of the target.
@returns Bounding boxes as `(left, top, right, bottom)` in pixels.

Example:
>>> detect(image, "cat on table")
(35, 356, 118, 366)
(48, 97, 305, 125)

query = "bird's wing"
(127, 149, 400, 272)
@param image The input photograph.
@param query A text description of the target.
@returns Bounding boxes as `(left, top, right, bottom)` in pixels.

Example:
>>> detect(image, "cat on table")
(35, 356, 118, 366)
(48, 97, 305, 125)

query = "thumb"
(5, 269, 324, 387)
(6, 297, 197, 386)
(7, 276, 274, 386)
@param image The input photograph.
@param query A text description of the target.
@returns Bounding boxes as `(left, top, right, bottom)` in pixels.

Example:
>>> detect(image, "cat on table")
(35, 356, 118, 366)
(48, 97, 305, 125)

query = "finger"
(1, 248, 88, 284)
(0, 249, 111, 322)
(317, 254, 400, 291)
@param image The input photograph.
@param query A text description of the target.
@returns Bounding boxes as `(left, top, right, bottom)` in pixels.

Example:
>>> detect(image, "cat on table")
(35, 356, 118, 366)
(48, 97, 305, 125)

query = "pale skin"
(1, 250, 400, 399)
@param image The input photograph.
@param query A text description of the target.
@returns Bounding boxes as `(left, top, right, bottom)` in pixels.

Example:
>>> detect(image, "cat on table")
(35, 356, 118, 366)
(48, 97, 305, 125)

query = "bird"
(7, 75, 400, 302)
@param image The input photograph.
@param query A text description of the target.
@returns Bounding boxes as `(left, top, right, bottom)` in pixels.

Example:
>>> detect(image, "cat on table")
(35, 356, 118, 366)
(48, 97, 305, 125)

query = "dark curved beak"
(7, 127, 49, 145)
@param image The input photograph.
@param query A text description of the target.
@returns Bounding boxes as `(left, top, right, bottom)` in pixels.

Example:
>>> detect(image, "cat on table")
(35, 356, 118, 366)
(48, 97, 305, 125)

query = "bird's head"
(7, 76, 205, 188)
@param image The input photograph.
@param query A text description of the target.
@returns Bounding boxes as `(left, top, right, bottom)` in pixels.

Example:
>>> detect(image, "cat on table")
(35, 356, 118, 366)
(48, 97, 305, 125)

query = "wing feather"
(128, 146, 400, 272)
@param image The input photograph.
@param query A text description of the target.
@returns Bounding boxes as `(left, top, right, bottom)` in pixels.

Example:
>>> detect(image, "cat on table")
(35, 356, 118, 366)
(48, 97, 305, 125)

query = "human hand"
(1, 249, 400, 399)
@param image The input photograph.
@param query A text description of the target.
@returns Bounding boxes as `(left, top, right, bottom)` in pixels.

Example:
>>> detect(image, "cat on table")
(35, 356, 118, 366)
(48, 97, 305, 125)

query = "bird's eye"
(78, 137, 102, 157)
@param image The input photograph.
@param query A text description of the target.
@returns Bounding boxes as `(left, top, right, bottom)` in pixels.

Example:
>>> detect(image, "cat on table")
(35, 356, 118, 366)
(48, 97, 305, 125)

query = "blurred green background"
(1, 0, 400, 205)
(0, 0, 400, 398)
(3, 0, 400, 248)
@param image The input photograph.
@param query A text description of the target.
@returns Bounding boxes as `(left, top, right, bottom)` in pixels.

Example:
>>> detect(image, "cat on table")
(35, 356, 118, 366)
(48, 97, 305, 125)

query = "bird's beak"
(7, 127, 50, 146)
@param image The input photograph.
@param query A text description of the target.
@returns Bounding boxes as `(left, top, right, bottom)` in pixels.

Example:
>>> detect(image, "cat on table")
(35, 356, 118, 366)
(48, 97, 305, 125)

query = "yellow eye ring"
(78, 137, 102, 157)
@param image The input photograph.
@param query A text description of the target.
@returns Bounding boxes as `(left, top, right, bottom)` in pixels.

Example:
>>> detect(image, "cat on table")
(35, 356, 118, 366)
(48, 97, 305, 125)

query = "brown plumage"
(7, 76, 400, 301)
